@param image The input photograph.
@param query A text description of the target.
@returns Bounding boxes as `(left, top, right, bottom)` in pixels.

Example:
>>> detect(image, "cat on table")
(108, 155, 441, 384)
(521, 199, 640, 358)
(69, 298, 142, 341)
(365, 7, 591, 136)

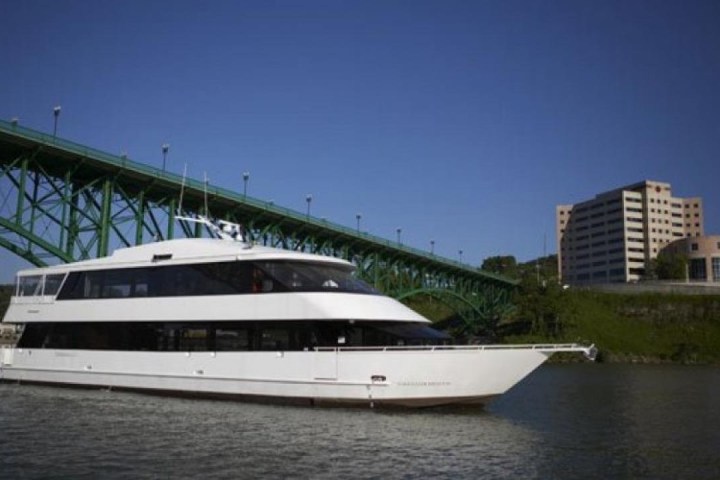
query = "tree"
(655, 252, 687, 280)
(481, 255, 518, 278)
(512, 272, 575, 337)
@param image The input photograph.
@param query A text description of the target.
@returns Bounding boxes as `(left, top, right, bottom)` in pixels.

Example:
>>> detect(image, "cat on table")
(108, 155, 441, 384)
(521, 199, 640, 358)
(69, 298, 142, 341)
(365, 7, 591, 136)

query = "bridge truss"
(0, 120, 516, 333)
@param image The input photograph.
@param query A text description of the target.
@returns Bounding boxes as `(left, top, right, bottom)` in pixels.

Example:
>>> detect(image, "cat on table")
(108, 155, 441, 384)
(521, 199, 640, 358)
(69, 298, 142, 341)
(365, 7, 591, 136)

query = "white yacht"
(0, 220, 595, 407)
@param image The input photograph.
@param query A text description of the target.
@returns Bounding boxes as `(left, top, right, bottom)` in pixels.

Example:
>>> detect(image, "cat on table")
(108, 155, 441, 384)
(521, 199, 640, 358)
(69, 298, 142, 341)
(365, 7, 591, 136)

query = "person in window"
(252, 268, 273, 293)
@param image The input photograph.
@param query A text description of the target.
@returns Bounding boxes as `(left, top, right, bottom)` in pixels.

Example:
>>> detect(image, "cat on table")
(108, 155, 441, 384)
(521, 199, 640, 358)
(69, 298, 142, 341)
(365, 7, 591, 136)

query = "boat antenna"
(177, 163, 187, 216)
(175, 170, 250, 247)
(203, 171, 209, 218)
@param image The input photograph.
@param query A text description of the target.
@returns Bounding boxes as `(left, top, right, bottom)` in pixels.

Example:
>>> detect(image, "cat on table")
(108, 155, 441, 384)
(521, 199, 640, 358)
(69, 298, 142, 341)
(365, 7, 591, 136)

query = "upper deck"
(4, 237, 429, 325)
(16, 237, 352, 276)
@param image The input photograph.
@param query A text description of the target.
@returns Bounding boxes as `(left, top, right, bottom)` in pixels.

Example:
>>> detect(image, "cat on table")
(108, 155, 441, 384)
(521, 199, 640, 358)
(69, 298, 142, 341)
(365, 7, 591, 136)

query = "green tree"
(513, 273, 574, 337)
(655, 252, 687, 280)
(481, 255, 518, 278)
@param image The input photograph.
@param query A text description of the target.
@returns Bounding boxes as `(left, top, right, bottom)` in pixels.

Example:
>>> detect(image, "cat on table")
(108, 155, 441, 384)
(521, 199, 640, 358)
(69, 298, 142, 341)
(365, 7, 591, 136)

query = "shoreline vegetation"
(407, 254, 720, 366)
(406, 290, 720, 366)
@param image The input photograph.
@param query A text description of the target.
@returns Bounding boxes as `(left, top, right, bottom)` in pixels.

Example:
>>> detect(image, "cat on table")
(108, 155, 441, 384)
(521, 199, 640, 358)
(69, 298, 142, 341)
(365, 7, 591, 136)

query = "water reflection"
(1, 364, 719, 479)
(491, 364, 720, 479)
(1, 384, 541, 479)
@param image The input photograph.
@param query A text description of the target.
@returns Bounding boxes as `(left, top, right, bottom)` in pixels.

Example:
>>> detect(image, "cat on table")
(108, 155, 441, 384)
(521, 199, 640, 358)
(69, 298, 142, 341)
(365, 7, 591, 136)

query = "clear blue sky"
(1, 0, 719, 281)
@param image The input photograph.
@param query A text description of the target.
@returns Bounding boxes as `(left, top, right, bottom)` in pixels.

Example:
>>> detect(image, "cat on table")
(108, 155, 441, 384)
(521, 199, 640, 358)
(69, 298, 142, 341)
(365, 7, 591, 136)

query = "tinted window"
(256, 261, 377, 294)
(17, 321, 449, 350)
(56, 261, 376, 300)
(18, 276, 42, 296)
(43, 274, 66, 296)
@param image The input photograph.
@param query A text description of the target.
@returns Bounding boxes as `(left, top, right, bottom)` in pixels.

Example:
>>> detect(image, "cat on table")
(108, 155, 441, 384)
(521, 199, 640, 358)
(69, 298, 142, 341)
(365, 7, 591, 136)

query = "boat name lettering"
(397, 381, 450, 387)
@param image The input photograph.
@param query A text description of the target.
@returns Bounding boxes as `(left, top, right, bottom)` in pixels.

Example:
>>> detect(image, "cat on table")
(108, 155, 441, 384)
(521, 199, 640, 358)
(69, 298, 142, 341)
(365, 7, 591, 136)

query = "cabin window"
(102, 270, 133, 298)
(43, 274, 66, 296)
(178, 326, 209, 351)
(215, 327, 251, 351)
(259, 327, 289, 351)
(18, 276, 42, 296)
(255, 261, 377, 294)
(16, 320, 450, 351)
(55, 261, 377, 300)
(85, 271, 104, 298)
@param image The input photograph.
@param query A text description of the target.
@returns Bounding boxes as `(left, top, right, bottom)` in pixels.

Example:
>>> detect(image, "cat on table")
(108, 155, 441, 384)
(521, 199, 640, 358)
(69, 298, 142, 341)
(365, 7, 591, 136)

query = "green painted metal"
(0, 119, 517, 327)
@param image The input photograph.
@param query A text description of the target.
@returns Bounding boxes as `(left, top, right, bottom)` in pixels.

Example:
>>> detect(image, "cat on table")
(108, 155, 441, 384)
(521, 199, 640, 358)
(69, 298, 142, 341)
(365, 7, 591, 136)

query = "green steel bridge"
(0, 119, 516, 334)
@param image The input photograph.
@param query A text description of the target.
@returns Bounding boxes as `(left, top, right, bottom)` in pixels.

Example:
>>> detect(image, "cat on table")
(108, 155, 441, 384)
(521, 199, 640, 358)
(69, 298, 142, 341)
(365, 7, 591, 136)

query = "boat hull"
(0, 345, 580, 407)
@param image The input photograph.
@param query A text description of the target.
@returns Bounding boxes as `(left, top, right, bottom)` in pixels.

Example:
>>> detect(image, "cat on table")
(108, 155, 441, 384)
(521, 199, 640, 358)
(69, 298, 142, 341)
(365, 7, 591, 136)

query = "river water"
(1, 364, 719, 479)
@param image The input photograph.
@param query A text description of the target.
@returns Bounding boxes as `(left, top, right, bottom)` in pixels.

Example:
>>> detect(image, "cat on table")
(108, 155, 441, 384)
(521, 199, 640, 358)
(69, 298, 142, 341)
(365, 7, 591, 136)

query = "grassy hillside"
(506, 290, 720, 364)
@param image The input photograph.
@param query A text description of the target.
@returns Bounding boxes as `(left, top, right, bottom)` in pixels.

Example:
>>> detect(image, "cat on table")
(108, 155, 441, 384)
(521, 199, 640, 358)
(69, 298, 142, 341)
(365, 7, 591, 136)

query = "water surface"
(1, 364, 718, 479)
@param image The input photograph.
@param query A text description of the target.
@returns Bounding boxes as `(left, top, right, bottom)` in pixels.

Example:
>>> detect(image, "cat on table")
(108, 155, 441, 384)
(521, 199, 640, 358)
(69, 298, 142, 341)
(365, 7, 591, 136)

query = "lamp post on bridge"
(161, 144, 170, 172)
(430, 239, 435, 255)
(243, 172, 250, 198)
(396, 227, 402, 245)
(356, 213, 362, 233)
(306, 194, 313, 218)
(53, 106, 61, 137)
(459, 249, 463, 262)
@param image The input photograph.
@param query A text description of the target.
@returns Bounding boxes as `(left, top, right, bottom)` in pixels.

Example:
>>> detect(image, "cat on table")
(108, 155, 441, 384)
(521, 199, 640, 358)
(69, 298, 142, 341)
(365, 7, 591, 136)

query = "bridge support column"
(98, 178, 112, 257)
(135, 190, 145, 245)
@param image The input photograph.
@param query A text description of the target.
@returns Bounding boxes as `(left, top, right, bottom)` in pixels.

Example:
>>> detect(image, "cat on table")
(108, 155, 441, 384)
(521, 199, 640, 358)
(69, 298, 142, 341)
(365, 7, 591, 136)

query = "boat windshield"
(256, 261, 378, 294)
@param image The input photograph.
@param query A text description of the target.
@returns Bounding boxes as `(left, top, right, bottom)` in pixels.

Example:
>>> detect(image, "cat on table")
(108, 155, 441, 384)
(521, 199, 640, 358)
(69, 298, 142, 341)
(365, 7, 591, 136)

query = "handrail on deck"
(315, 343, 598, 360)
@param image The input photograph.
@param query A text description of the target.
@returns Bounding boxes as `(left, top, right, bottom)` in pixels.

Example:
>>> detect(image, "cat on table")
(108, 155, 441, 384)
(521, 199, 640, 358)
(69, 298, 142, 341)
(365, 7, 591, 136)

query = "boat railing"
(315, 343, 597, 360)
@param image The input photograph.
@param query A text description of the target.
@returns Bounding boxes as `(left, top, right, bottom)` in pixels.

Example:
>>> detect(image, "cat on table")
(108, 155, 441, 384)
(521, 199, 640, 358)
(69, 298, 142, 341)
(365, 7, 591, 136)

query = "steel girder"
(0, 120, 516, 321)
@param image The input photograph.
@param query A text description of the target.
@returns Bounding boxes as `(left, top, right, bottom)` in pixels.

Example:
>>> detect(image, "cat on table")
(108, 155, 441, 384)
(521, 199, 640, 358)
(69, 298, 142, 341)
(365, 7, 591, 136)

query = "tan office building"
(556, 180, 704, 285)
(662, 235, 720, 283)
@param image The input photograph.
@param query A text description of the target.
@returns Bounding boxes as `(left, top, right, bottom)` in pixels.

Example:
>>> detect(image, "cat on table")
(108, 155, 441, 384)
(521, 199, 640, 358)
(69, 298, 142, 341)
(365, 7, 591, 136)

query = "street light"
(459, 249, 463, 262)
(161, 144, 170, 172)
(306, 194, 313, 218)
(430, 239, 435, 255)
(53, 106, 61, 137)
(356, 213, 362, 232)
(243, 172, 250, 197)
(396, 227, 402, 244)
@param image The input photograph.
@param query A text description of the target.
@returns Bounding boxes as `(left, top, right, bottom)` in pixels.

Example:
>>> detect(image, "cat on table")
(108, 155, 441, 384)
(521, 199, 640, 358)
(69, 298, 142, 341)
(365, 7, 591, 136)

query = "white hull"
(0, 344, 591, 407)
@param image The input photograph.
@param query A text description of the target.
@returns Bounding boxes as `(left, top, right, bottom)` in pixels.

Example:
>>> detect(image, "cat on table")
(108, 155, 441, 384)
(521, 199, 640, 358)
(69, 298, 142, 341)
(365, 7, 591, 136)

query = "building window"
(691, 243, 699, 251)
(689, 258, 707, 281)
(609, 268, 625, 277)
(712, 258, 720, 282)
